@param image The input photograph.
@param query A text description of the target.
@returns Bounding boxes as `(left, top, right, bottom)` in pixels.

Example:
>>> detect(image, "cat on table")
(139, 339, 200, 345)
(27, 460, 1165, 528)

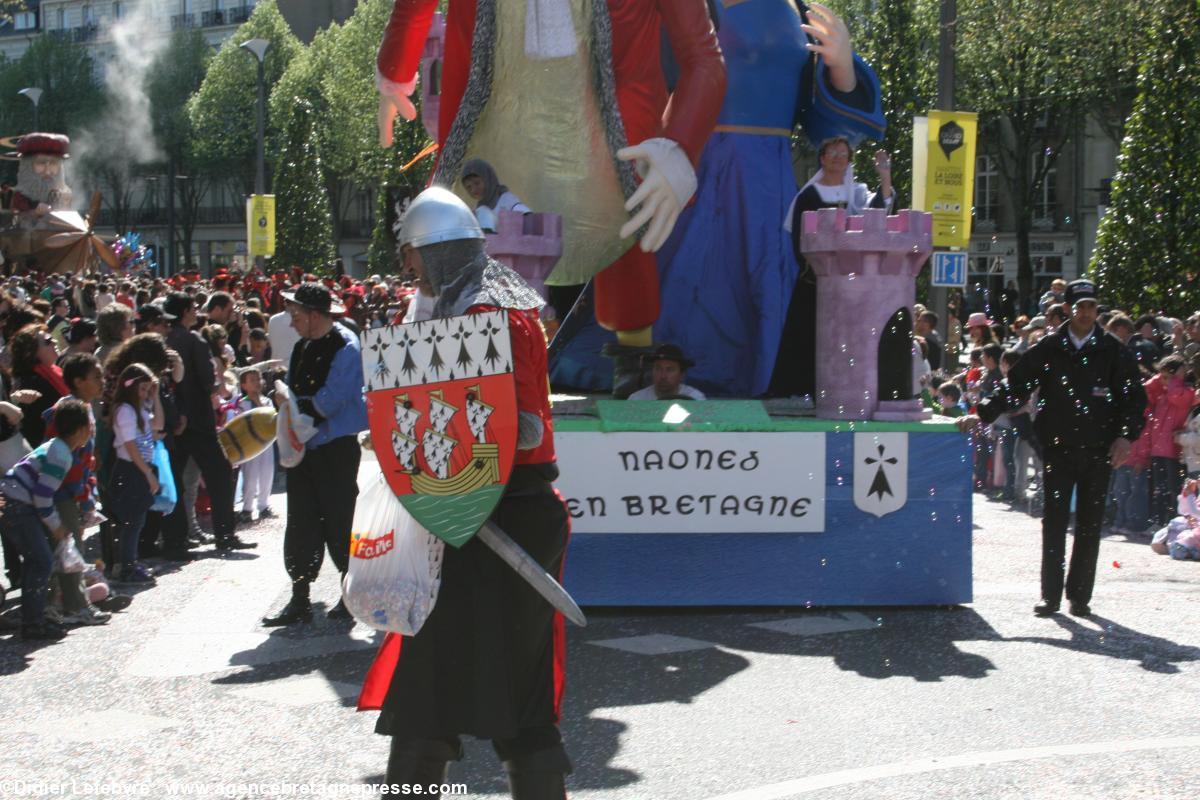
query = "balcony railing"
(170, 13, 196, 30)
(203, 5, 254, 27)
(46, 24, 98, 43)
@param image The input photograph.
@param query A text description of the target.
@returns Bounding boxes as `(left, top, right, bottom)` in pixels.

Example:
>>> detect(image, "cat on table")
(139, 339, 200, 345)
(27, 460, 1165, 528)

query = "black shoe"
(262, 598, 312, 627)
(1068, 601, 1091, 617)
(95, 594, 133, 613)
(21, 621, 68, 641)
(189, 530, 214, 545)
(216, 535, 258, 552)
(1034, 601, 1060, 616)
(258, 507, 276, 519)
(161, 548, 197, 563)
(236, 510, 254, 526)
(327, 599, 353, 621)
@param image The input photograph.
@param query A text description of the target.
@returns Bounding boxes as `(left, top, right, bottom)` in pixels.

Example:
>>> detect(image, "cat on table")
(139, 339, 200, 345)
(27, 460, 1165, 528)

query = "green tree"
(149, 30, 216, 266)
(274, 97, 336, 271)
(841, 0, 939, 210)
(187, 0, 302, 194)
(956, 0, 1126, 311)
(0, 35, 103, 136)
(1090, 1, 1200, 317)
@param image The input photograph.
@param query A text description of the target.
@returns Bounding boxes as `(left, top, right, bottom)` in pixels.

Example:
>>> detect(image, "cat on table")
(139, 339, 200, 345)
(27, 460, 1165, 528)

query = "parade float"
(378, 0, 971, 609)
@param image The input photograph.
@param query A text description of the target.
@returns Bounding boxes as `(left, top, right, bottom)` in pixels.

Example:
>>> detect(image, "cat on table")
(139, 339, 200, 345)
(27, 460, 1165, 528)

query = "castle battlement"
(800, 208, 934, 422)
(485, 210, 564, 302)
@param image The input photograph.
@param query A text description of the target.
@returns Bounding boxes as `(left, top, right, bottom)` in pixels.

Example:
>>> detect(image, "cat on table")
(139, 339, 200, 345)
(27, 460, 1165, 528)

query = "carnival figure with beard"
(11, 133, 73, 222)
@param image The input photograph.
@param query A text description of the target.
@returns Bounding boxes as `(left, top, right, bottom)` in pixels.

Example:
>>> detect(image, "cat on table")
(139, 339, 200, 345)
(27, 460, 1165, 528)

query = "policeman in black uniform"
(961, 279, 1146, 617)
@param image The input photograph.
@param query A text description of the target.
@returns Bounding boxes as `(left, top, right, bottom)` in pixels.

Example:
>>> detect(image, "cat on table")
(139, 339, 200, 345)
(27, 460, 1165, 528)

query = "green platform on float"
(552, 400, 972, 607)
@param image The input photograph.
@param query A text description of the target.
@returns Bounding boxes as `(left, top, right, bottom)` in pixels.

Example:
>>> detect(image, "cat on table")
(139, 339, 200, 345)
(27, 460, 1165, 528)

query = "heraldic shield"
(361, 310, 517, 548)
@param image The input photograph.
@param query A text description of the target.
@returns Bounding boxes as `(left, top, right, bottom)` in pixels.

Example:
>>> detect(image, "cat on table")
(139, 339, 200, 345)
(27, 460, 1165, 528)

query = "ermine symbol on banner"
(853, 433, 909, 518)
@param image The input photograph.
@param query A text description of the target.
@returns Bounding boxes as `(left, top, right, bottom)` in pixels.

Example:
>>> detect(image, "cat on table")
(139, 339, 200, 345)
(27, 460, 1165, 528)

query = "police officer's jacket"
(977, 323, 1147, 450)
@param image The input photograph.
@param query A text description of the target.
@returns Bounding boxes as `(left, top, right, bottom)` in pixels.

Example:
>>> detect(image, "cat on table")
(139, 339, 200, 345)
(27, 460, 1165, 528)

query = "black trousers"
(165, 428, 235, 544)
(283, 435, 360, 588)
(1041, 445, 1112, 605)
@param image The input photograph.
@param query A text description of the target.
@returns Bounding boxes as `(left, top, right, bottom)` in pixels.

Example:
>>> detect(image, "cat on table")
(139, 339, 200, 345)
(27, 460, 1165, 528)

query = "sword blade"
(477, 521, 587, 627)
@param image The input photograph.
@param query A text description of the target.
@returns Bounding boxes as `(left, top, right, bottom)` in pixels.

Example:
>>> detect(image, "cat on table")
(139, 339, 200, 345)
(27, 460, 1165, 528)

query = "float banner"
(246, 194, 276, 257)
(554, 432, 826, 533)
(920, 111, 977, 249)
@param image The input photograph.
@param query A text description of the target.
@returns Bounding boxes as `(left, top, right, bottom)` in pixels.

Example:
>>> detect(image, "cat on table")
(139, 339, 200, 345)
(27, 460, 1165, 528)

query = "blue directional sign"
(931, 251, 967, 287)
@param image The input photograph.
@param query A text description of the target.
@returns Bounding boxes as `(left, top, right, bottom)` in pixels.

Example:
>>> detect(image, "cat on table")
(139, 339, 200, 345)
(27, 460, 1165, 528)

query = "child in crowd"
(0, 399, 94, 640)
(42, 354, 111, 625)
(235, 366, 275, 524)
(1151, 478, 1200, 560)
(1177, 404, 1200, 479)
(107, 363, 163, 585)
(1143, 355, 1195, 526)
(935, 382, 965, 417)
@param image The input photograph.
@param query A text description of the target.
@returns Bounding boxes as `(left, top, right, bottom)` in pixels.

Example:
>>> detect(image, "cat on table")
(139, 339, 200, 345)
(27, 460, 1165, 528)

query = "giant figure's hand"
(800, 2, 857, 93)
(617, 138, 698, 253)
(377, 74, 418, 148)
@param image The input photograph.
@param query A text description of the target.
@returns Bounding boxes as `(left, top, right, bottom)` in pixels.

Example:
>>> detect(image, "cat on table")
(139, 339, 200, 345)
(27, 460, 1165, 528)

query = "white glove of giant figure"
(377, 74, 418, 147)
(617, 138, 698, 253)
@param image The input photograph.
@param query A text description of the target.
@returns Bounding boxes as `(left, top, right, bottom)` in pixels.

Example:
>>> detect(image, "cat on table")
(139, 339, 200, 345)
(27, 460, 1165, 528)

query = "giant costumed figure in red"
(374, 0, 727, 397)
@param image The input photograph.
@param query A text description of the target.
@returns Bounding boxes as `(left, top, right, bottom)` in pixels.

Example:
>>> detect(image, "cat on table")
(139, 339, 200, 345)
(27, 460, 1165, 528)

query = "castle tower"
(485, 210, 564, 301)
(800, 208, 934, 421)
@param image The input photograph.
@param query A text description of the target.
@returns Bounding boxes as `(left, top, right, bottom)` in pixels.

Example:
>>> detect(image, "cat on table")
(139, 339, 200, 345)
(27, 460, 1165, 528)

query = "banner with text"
(915, 111, 977, 249)
(246, 194, 276, 257)
(554, 432, 826, 533)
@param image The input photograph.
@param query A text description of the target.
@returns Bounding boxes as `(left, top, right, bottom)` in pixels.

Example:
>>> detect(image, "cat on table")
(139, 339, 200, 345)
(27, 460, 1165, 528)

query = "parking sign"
(931, 251, 967, 287)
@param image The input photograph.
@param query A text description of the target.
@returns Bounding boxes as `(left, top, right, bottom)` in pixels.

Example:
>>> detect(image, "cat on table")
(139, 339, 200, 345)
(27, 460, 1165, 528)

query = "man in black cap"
(162, 291, 255, 553)
(262, 283, 366, 626)
(959, 278, 1146, 617)
(135, 304, 175, 336)
(627, 344, 707, 401)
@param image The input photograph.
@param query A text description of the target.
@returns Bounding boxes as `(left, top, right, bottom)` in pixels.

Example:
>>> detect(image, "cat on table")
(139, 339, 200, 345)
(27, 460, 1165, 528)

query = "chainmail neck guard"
(420, 239, 544, 318)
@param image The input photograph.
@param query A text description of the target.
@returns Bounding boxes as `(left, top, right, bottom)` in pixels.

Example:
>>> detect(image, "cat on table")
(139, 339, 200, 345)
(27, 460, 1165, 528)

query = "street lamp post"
(18, 87, 43, 130)
(240, 38, 270, 271)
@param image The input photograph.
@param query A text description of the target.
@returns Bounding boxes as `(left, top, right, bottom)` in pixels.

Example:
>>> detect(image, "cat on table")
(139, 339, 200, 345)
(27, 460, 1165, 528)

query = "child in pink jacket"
(1144, 356, 1197, 525)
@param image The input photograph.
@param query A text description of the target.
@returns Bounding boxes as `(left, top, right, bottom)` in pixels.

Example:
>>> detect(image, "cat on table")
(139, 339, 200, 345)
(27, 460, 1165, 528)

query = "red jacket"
(1142, 373, 1197, 459)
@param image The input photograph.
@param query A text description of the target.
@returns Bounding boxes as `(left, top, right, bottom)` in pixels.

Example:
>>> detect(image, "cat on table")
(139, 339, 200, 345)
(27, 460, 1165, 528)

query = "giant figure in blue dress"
(652, 0, 887, 397)
(549, 0, 886, 397)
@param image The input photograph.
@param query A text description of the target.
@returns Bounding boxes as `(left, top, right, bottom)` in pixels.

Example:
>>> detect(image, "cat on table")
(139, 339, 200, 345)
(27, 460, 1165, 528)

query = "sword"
(477, 521, 587, 627)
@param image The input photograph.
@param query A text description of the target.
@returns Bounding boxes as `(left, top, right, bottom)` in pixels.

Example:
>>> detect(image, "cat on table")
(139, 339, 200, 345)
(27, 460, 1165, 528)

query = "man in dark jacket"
(162, 292, 255, 553)
(960, 279, 1146, 618)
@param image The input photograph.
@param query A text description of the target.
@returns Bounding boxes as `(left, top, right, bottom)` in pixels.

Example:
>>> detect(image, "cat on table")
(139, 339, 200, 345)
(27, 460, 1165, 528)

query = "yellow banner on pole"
(922, 111, 977, 249)
(246, 195, 276, 257)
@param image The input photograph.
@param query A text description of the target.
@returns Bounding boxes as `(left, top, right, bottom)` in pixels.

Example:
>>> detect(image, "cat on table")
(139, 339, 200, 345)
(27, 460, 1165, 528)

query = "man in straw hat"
(262, 283, 367, 627)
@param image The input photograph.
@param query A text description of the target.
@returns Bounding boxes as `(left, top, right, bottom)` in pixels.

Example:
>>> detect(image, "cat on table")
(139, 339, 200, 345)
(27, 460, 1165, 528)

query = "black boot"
(386, 737, 460, 797)
(262, 586, 312, 627)
(502, 746, 572, 800)
(601, 342, 652, 399)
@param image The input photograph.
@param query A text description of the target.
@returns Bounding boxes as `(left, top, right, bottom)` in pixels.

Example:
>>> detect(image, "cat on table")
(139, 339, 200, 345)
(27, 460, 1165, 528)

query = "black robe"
(767, 183, 889, 398)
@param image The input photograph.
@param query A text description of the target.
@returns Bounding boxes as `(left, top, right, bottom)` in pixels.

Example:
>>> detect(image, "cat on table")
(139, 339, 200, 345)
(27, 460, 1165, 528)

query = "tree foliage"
(1090, 1, 1200, 317)
(0, 34, 103, 137)
(955, 0, 1129, 310)
(274, 98, 336, 272)
(187, 0, 302, 193)
(841, 0, 939, 209)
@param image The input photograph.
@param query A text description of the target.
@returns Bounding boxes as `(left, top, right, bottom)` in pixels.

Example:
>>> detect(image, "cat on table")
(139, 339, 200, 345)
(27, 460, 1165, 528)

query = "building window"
(13, 11, 37, 29)
(1031, 151, 1057, 224)
(1032, 256, 1064, 297)
(82, 4, 96, 25)
(975, 154, 998, 223)
(56, 7, 66, 29)
(113, 2, 124, 19)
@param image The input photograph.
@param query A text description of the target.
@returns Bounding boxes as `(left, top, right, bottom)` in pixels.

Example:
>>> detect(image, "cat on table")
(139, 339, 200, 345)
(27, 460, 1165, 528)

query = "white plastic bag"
(342, 475, 444, 635)
(54, 536, 86, 574)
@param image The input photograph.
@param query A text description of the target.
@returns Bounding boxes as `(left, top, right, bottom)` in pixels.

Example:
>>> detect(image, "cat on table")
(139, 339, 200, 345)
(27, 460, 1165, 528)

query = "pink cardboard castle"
(485, 210, 564, 302)
(419, 13, 446, 142)
(800, 208, 934, 421)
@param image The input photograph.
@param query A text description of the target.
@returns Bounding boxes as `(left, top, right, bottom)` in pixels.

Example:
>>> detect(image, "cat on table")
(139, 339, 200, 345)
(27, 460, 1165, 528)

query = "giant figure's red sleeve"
(608, 0, 725, 166)
(377, 0, 438, 86)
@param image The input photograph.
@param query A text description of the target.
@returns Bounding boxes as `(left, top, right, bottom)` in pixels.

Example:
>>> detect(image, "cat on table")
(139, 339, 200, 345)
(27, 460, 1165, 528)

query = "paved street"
(2, 453, 1198, 799)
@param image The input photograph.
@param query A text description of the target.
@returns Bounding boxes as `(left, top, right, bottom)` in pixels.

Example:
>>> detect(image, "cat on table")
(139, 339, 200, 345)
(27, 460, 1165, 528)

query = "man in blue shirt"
(263, 283, 368, 627)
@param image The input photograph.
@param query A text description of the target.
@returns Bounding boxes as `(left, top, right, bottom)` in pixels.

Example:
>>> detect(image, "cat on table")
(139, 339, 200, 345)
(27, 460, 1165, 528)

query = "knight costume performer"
(357, 188, 573, 799)
(376, 0, 727, 396)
